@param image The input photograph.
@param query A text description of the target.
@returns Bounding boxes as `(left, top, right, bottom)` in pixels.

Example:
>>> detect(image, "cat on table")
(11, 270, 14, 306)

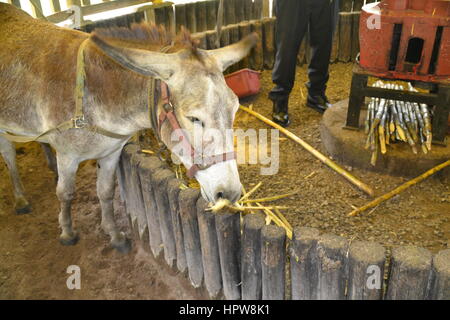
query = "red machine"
(359, 0, 450, 83)
(345, 0, 450, 144)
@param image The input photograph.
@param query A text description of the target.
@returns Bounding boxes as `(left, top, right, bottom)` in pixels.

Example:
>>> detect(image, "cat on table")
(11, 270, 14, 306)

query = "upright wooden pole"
(152, 169, 177, 267)
(241, 213, 265, 300)
(179, 188, 203, 288)
(428, 249, 450, 300)
(316, 234, 348, 300)
(386, 246, 433, 300)
(216, 211, 241, 300)
(291, 227, 320, 300)
(138, 156, 166, 257)
(197, 198, 222, 298)
(347, 241, 386, 300)
(185, 2, 197, 33)
(167, 178, 187, 273)
(261, 225, 286, 300)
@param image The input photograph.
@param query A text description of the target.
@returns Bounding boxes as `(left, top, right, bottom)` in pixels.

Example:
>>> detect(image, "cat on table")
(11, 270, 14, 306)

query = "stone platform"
(320, 99, 450, 178)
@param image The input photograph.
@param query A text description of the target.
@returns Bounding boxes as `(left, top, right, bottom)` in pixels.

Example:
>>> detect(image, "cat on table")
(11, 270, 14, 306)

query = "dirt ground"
(0, 144, 208, 299)
(234, 63, 449, 253)
(0, 63, 448, 300)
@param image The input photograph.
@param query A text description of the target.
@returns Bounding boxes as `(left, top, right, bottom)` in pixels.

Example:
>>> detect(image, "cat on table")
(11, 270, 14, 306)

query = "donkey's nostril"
(216, 192, 224, 200)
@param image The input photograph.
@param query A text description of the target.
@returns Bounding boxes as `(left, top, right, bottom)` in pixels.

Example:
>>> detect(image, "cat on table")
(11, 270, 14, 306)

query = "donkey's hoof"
(15, 198, 31, 215)
(112, 237, 132, 254)
(59, 232, 79, 246)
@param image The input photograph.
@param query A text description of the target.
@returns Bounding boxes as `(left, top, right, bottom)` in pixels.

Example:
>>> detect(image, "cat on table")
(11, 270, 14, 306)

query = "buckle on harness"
(72, 115, 87, 129)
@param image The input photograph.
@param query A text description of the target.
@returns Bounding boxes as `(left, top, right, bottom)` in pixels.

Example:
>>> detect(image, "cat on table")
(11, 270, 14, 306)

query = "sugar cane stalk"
(349, 160, 450, 217)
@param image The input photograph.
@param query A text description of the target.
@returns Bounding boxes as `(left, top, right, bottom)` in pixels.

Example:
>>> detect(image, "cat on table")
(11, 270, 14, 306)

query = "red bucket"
(225, 68, 261, 98)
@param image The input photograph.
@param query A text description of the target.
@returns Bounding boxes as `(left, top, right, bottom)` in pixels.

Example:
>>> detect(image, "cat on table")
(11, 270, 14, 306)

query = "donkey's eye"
(188, 117, 204, 127)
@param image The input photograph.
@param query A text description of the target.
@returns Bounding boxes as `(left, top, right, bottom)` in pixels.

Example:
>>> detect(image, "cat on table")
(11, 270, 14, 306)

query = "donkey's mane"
(92, 23, 200, 55)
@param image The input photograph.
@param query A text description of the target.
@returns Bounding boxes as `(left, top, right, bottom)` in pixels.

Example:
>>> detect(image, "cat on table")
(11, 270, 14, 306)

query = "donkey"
(0, 4, 256, 252)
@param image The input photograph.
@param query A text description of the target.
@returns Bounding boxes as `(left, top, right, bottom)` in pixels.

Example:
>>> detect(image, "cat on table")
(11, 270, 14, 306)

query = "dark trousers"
(269, 0, 339, 101)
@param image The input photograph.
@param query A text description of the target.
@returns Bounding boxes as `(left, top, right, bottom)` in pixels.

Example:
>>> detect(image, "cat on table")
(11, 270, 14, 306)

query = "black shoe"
(306, 93, 332, 114)
(272, 98, 290, 127)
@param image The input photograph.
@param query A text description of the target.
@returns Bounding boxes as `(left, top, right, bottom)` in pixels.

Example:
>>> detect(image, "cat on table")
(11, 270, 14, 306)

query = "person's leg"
(306, 0, 339, 112)
(270, 0, 309, 126)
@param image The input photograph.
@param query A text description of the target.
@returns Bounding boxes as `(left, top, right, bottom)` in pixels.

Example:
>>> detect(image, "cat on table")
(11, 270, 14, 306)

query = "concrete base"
(320, 99, 450, 177)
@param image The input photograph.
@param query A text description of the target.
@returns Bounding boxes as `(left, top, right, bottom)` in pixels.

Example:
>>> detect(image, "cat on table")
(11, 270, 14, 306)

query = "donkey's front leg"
(56, 154, 80, 245)
(97, 149, 131, 254)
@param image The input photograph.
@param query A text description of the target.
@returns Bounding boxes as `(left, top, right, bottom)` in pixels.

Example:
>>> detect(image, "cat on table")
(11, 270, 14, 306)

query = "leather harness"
(1, 38, 235, 178)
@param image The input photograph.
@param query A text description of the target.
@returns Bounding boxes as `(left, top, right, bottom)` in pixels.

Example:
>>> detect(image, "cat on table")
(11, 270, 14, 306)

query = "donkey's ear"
(90, 35, 176, 80)
(207, 33, 258, 71)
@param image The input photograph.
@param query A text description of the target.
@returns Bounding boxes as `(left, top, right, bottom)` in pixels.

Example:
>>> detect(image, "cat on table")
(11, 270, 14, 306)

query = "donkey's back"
(0, 4, 87, 135)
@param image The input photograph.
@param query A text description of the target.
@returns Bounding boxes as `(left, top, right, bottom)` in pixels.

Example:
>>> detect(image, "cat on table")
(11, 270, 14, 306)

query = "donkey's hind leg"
(56, 153, 80, 245)
(97, 148, 131, 254)
(0, 136, 31, 214)
(39, 143, 58, 175)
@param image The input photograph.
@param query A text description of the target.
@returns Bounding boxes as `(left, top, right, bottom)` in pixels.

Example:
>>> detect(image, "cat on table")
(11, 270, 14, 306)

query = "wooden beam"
(46, 0, 168, 24)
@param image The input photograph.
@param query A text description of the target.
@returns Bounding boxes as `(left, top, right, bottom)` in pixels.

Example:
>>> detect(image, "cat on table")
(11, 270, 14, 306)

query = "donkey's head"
(91, 28, 257, 204)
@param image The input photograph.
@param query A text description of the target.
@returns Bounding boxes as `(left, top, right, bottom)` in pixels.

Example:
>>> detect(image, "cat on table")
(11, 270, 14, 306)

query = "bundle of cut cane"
(206, 182, 294, 239)
(365, 81, 433, 165)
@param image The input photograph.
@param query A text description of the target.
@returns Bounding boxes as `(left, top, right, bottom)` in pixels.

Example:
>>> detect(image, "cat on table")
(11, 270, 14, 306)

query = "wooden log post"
(347, 241, 386, 300)
(197, 198, 222, 298)
(130, 151, 150, 246)
(195, 32, 208, 50)
(386, 246, 433, 300)
(152, 169, 177, 267)
(250, 20, 264, 71)
(195, 1, 207, 32)
(252, 0, 263, 20)
(220, 25, 231, 74)
(428, 249, 450, 300)
(297, 38, 307, 66)
(262, 17, 275, 69)
(165, 5, 175, 35)
(261, 225, 286, 300)
(167, 179, 187, 273)
(206, 0, 218, 31)
(228, 24, 240, 72)
(241, 213, 265, 300)
(205, 29, 218, 50)
(220, 25, 231, 48)
(340, 0, 353, 12)
(215, 211, 241, 300)
(120, 144, 141, 241)
(154, 6, 167, 29)
(185, 2, 197, 34)
(330, 17, 340, 63)
(351, 11, 361, 62)
(235, 0, 245, 24)
(290, 227, 320, 300)
(243, 0, 253, 21)
(238, 22, 252, 69)
(224, 0, 236, 25)
(353, 0, 365, 11)
(138, 155, 166, 257)
(338, 12, 352, 62)
(179, 188, 203, 288)
(262, 0, 270, 18)
(316, 234, 348, 300)
(175, 4, 186, 34)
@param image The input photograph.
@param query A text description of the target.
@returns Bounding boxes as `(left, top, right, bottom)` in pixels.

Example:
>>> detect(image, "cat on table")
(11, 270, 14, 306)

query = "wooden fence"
(118, 143, 449, 300)
(7, 0, 381, 66)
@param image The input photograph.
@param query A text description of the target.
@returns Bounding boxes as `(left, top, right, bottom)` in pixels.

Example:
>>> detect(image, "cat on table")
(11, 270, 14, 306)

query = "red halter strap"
(156, 82, 236, 178)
